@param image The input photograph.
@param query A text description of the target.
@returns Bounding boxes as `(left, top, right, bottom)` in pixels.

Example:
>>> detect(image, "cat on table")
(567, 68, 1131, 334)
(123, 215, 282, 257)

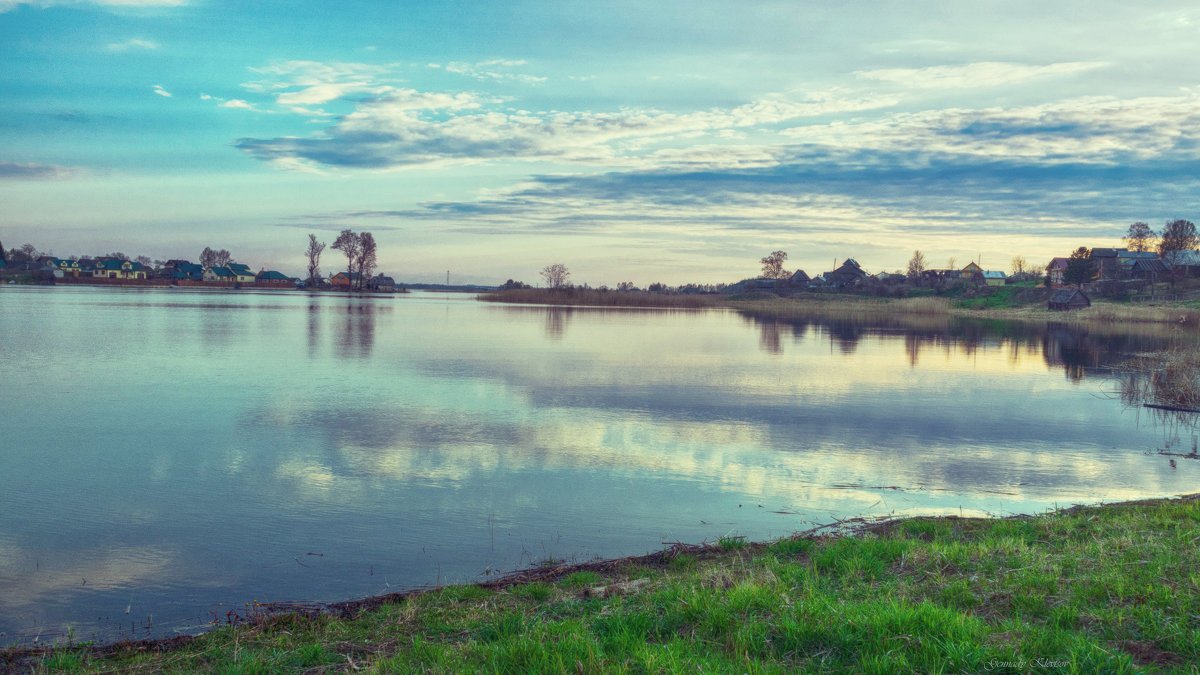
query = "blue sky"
(3, 0, 1200, 284)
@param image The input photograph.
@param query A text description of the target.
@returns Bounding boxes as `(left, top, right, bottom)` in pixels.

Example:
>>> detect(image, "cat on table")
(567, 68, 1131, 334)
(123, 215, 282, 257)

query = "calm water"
(1, 286, 1196, 643)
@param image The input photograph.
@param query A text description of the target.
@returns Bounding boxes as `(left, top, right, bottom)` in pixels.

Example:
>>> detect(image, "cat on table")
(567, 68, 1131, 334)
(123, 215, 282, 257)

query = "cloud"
(0, 0, 185, 11)
(152, 84, 171, 97)
(106, 37, 159, 51)
(0, 160, 76, 179)
(235, 86, 898, 170)
(856, 61, 1105, 89)
(438, 59, 547, 84)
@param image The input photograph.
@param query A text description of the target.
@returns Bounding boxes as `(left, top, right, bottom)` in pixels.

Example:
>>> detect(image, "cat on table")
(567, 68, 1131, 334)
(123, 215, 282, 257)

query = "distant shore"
(5, 492, 1198, 672)
(477, 286, 1200, 328)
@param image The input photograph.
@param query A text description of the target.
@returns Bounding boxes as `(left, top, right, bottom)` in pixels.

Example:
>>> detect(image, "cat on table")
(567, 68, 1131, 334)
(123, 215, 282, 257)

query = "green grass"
(7, 495, 1200, 673)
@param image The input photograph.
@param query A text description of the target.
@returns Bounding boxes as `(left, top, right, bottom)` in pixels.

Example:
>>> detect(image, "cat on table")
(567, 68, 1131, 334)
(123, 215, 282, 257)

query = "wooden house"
(331, 272, 363, 287)
(959, 262, 983, 279)
(93, 259, 147, 280)
(982, 270, 1006, 286)
(228, 263, 256, 284)
(825, 259, 867, 287)
(1047, 257, 1069, 286)
(369, 275, 396, 291)
(255, 270, 293, 287)
(1048, 289, 1091, 311)
(203, 266, 236, 283)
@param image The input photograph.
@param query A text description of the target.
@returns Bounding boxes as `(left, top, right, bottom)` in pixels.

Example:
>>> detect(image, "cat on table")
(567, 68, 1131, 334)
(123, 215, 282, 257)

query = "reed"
(477, 288, 720, 309)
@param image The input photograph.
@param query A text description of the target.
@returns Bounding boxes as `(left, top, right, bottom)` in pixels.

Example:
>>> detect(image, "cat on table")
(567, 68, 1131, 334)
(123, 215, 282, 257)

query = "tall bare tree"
(1011, 256, 1028, 275)
(759, 250, 789, 279)
(305, 234, 326, 285)
(332, 229, 362, 290)
(358, 232, 377, 289)
(1124, 222, 1156, 252)
(906, 250, 927, 281)
(539, 263, 570, 289)
(199, 247, 232, 268)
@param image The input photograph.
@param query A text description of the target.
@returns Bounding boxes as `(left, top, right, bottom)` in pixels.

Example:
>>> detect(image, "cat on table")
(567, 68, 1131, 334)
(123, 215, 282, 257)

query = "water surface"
(0, 286, 1195, 643)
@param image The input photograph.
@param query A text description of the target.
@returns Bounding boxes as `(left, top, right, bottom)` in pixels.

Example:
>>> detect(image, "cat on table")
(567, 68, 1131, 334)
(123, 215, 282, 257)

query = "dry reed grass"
(476, 288, 720, 309)
(1120, 345, 1200, 410)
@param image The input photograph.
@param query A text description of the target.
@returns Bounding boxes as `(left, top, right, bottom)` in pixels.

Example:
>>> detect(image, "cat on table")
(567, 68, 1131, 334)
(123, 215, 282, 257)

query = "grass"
(8, 495, 1200, 673)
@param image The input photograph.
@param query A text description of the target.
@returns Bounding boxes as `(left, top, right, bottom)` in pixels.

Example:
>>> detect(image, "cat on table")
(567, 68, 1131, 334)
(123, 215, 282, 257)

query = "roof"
(208, 266, 236, 277)
(1048, 257, 1069, 269)
(228, 263, 252, 273)
(257, 270, 290, 280)
(1090, 248, 1121, 258)
(1117, 250, 1158, 260)
(373, 275, 396, 284)
(1050, 289, 1088, 303)
(983, 271, 1006, 279)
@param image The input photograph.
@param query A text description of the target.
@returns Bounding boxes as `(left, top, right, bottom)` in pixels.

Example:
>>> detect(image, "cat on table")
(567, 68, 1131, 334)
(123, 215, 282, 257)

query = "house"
(1130, 258, 1170, 280)
(982, 270, 1006, 286)
(203, 266, 236, 283)
(331, 272, 363, 287)
(368, 275, 396, 292)
(825, 259, 867, 287)
(1049, 289, 1091, 311)
(1047, 257, 1069, 286)
(959, 261, 983, 279)
(255, 270, 293, 286)
(1089, 248, 1123, 278)
(227, 263, 256, 284)
(93, 259, 147, 280)
(787, 269, 810, 285)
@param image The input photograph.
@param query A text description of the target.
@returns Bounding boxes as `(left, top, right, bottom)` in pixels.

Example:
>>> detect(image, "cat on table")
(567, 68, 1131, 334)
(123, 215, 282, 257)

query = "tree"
(946, 257, 956, 270)
(1158, 219, 1197, 265)
(1011, 256, 1028, 276)
(1124, 222, 1155, 252)
(135, 255, 153, 268)
(906, 250, 927, 281)
(760, 250, 789, 279)
(0, 240, 5, 265)
(358, 232, 377, 289)
(199, 247, 232, 268)
(332, 229, 362, 290)
(305, 234, 326, 285)
(616, 281, 636, 292)
(1064, 246, 1096, 287)
(539, 263, 570, 289)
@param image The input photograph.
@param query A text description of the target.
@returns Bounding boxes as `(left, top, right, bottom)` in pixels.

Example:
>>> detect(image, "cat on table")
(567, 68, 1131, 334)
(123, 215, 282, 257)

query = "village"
(3, 224, 1200, 313)
(0, 253, 400, 292)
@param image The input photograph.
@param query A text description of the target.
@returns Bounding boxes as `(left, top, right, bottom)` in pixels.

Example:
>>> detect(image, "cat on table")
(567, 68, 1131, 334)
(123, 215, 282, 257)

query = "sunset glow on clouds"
(3, 1, 1200, 283)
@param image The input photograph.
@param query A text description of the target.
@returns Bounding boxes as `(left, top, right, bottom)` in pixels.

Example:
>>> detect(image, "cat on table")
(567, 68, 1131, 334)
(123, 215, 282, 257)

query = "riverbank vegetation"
(7, 495, 1199, 673)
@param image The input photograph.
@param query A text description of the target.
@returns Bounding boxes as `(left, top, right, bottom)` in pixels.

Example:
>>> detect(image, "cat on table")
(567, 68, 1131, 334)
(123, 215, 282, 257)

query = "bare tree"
(946, 256, 957, 270)
(1159, 219, 1198, 265)
(616, 281, 635, 292)
(760, 250, 789, 279)
(906, 250, 927, 281)
(1011, 256, 1028, 275)
(1124, 222, 1156, 252)
(332, 229, 362, 289)
(358, 232, 377, 289)
(540, 263, 570, 289)
(199, 247, 233, 268)
(305, 234, 326, 285)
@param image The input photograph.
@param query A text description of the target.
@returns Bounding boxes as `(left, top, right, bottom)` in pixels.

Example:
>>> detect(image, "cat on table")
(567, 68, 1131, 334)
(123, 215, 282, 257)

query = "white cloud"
(855, 61, 1106, 90)
(1, 0, 185, 11)
(441, 59, 547, 84)
(106, 37, 159, 51)
(220, 99, 251, 109)
(152, 84, 172, 97)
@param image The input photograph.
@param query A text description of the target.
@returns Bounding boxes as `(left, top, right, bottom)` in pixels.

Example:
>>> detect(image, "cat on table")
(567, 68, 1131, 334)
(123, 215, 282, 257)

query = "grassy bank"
(8, 495, 1200, 673)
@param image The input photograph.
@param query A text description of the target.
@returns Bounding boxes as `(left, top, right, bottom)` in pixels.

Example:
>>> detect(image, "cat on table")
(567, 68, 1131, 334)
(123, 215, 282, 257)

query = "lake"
(1, 286, 1196, 644)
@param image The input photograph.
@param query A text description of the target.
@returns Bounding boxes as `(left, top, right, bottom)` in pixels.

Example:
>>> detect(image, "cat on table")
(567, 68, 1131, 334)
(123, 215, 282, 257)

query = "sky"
(2, 1, 1200, 285)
